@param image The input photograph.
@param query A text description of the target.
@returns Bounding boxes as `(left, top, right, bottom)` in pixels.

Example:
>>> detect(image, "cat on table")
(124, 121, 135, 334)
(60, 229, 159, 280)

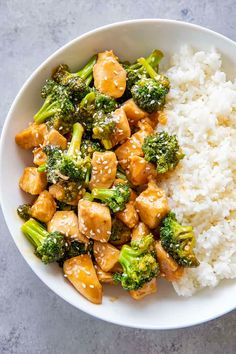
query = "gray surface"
(0, 0, 236, 353)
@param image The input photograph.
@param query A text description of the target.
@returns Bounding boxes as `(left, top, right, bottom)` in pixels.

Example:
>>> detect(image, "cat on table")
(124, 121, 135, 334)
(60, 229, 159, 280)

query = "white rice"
(158, 45, 236, 296)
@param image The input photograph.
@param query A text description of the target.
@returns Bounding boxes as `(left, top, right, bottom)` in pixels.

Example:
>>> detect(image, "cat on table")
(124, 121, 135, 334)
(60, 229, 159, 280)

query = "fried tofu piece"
(129, 278, 157, 300)
(89, 151, 117, 190)
(94, 264, 114, 284)
(93, 50, 126, 98)
(131, 222, 150, 241)
(135, 180, 169, 229)
(31, 190, 56, 223)
(47, 210, 81, 240)
(33, 147, 47, 166)
(64, 255, 102, 304)
(115, 122, 153, 170)
(127, 156, 157, 186)
(116, 201, 139, 229)
(93, 241, 120, 272)
(49, 182, 84, 206)
(122, 99, 147, 125)
(78, 200, 111, 242)
(155, 242, 184, 281)
(19, 167, 47, 195)
(43, 129, 67, 149)
(15, 123, 47, 149)
(111, 108, 131, 147)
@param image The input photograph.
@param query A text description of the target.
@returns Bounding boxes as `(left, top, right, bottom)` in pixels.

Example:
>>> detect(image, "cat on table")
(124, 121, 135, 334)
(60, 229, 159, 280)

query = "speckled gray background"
(0, 1, 236, 353)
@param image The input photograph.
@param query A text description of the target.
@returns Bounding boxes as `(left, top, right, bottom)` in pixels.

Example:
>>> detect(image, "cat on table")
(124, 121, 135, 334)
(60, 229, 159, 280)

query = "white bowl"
(1, 19, 236, 329)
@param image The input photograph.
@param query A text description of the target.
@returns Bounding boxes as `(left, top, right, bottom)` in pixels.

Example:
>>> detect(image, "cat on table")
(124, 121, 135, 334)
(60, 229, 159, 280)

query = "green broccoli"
(21, 218, 68, 264)
(142, 131, 184, 174)
(160, 212, 200, 267)
(58, 240, 93, 266)
(92, 111, 116, 149)
(42, 122, 91, 183)
(113, 234, 159, 290)
(17, 204, 32, 221)
(110, 218, 131, 246)
(80, 138, 104, 158)
(34, 80, 75, 124)
(91, 183, 130, 212)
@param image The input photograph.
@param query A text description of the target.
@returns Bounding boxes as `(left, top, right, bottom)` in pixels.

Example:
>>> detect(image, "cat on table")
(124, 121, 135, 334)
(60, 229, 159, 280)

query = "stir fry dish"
(15, 49, 199, 304)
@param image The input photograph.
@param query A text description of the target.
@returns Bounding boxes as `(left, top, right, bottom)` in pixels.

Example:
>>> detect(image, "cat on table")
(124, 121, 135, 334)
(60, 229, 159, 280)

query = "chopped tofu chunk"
(89, 151, 117, 190)
(129, 278, 157, 300)
(116, 201, 139, 229)
(122, 99, 147, 125)
(111, 108, 131, 146)
(19, 167, 47, 195)
(43, 129, 67, 149)
(155, 242, 184, 281)
(48, 211, 81, 240)
(135, 180, 169, 229)
(93, 50, 126, 98)
(132, 222, 150, 241)
(33, 147, 47, 166)
(49, 182, 84, 206)
(64, 255, 102, 304)
(78, 200, 111, 242)
(94, 264, 114, 284)
(115, 122, 153, 170)
(15, 123, 47, 149)
(93, 241, 120, 272)
(31, 190, 56, 223)
(127, 156, 157, 186)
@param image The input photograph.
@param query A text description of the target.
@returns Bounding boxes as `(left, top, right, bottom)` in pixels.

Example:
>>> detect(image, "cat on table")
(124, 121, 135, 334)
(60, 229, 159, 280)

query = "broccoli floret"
(43, 123, 91, 183)
(58, 240, 93, 266)
(160, 212, 200, 267)
(56, 200, 77, 212)
(17, 204, 31, 221)
(113, 234, 159, 290)
(52, 55, 97, 102)
(95, 93, 118, 113)
(142, 132, 184, 174)
(80, 139, 104, 158)
(21, 218, 68, 264)
(34, 80, 75, 124)
(91, 183, 130, 212)
(45, 114, 78, 135)
(92, 111, 116, 149)
(110, 218, 131, 246)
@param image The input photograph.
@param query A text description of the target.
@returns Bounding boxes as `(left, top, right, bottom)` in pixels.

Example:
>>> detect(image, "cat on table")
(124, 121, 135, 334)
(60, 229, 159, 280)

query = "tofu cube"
(135, 181, 169, 229)
(122, 98, 147, 125)
(89, 151, 117, 190)
(47, 211, 81, 240)
(93, 241, 120, 272)
(19, 167, 47, 195)
(78, 200, 111, 242)
(33, 147, 47, 166)
(131, 222, 150, 242)
(116, 201, 139, 229)
(127, 156, 157, 186)
(43, 129, 67, 149)
(31, 190, 56, 223)
(129, 278, 157, 300)
(155, 242, 184, 281)
(111, 108, 131, 146)
(15, 123, 47, 149)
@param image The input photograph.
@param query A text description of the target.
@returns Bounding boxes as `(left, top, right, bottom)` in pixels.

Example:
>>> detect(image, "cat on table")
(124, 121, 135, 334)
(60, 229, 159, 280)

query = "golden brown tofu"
(19, 167, 47, 195)
(49, 182, 84, 206)
(115, 122, 154, 170)
(132, 222, 150, 241)
(43, 129, 67, 149)
(122, 99, 147, 125)
(94, 264, 114, 284)
(111, 108, 131, 147)
(33, 147, 47, 166)
(78, 200, 111, 242)
(89, 151, 117, 190)
(15, 123, 47, 149)
(64, 255, 102, 304)
(93, 241, 120, 272)
(93, 50, 126, 98)
(155, 242, 184, 281)
(116, 201, 139, 229)
(31, 190, 56, 223)
(135, 180, 169, 229)
(129, 278, 157, 300)
(157, 111, 168, 125)
(127, 156, 157, 186)
(47, 211, 80, 239)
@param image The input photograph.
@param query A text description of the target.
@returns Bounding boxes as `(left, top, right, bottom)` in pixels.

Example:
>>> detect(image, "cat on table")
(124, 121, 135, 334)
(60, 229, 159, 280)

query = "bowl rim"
(1, 18, 236, 330)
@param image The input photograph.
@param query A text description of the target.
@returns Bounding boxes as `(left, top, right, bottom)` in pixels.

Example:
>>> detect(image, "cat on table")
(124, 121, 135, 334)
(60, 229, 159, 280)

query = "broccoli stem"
(83, 192, 94, 201)
(21, 218, 48, 248)
(34, 97, 59, 124)
(146, 50, 163, 69)
(80, 91, 96, 108)
(92, 187, 114, 201)
(37, 164, 47, 172)
(101, 138, 112, 150)
(137, 57, 160, 80)
(76, 55, 97, 81)
(67, 122, 84, 157)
